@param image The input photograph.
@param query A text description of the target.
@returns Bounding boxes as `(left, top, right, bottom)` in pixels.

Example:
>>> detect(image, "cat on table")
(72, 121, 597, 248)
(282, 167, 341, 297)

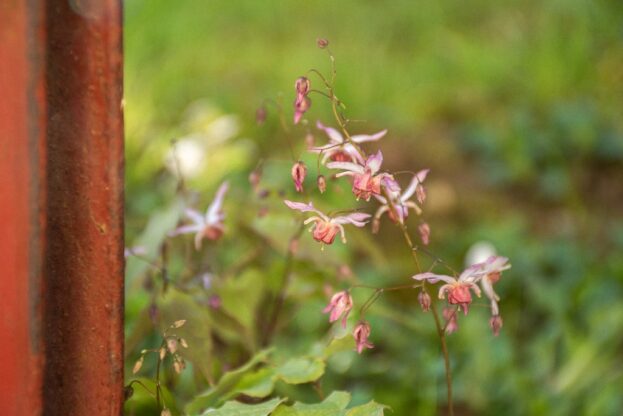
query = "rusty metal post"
(0, 0, 124, 414)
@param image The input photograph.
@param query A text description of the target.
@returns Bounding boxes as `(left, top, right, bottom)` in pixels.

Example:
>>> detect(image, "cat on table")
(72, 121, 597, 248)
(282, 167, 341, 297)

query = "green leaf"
(236, 368, 277, 398)
(272, 391, 351, 416)
(200, 397, 284, 416)
(346, 401, 389, 416)
(276, 357, 326, 385)
(185, 349, 272, 414)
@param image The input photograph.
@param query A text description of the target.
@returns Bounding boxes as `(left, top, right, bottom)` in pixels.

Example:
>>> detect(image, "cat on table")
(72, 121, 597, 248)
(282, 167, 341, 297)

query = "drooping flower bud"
(317, 38, 329, 49)
(418, 290, 431, 312)
(418, 222, 430, 246)
(443, 307, 459, 334)
(489, 315, 503, 336)
(291, 161, 307, 192)
(294, 76, 311, 95)
(293, 96, 311, 124)
(323, 291, 353, 328)
(317, 175, 327, 194)
(353, 321, 374, 354)
(416, 183, 426, 205)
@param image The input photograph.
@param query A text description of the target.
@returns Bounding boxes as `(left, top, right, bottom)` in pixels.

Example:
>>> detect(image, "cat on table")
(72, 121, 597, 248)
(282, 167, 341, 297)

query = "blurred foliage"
(124, 0, 623, 415)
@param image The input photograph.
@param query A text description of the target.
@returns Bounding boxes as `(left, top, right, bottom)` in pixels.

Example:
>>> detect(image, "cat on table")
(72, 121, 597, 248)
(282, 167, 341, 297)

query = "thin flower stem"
(391, 212, 454, 416)
(155, 339, 166, 409)
(262, 223, 305, 346)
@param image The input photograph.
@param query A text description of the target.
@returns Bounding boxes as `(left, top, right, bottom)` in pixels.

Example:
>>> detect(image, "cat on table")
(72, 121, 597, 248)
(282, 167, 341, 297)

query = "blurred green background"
(124, 1, 623, 415)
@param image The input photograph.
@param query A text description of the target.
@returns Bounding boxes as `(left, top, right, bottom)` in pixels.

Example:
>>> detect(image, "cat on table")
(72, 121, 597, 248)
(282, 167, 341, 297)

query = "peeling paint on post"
(0, 0, 124, 414)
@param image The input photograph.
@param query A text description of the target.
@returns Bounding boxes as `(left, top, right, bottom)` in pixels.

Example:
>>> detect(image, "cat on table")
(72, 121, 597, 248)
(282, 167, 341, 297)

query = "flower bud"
(323, 291, 353, 328)
(418, 290, 431, 312)
(293, 96, 311, 124)
(418, 222, 430, 246)
(416, 184, 426, 205)
(294, 76, 311, 95)
(291, 161, 307, 193)
(317, 38, 329, 49)
(489, 315, 503, 336)
(443, 307, 459, 335)
(317, 175, 327, 194)
(353, 321, 374, 354)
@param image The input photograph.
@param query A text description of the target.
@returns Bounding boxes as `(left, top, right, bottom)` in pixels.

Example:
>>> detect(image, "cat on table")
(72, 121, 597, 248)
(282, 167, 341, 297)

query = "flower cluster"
(413, 255, 511, 334)
(281, 45, 511, 357)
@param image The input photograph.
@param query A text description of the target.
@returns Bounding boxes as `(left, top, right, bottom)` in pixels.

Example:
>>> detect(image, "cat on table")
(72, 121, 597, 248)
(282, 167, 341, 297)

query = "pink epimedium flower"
(412, 271, 481, 316)
(413, 255, 511, 316)
(310, 121, 387, 165)
(327, 150, 396, 201)
(170, 182, 229, 250)
(372, 169, 429, 230)
(323, 290, 353, 328)
(284, 200, 371, 246)
(353, 321, 374, 354)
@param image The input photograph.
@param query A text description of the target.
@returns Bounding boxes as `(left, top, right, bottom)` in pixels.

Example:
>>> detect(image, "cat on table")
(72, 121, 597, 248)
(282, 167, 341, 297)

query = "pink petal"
(284, 200, 315, 212)
(351, 129, 388, 143)
(412, 272, 456, 284)
(316, 120, 344, 144)
(365, 150, 383, 174)
(206, 181, 229, 223)
(326, 161, 365, 174)
(402, 169, 429, 201)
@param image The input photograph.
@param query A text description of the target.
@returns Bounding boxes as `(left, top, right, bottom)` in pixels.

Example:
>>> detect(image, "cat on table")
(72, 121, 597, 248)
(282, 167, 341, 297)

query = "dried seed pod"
(159, 347, 166, 360)
(172, 319, 186, 328)
(132, 356, 144, 374)
(166, 338, 178, 354)
(180, 338, 189, 348)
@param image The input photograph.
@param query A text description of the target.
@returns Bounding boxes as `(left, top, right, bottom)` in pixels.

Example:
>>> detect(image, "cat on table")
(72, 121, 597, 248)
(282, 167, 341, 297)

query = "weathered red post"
(0, 0, 124, 414)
